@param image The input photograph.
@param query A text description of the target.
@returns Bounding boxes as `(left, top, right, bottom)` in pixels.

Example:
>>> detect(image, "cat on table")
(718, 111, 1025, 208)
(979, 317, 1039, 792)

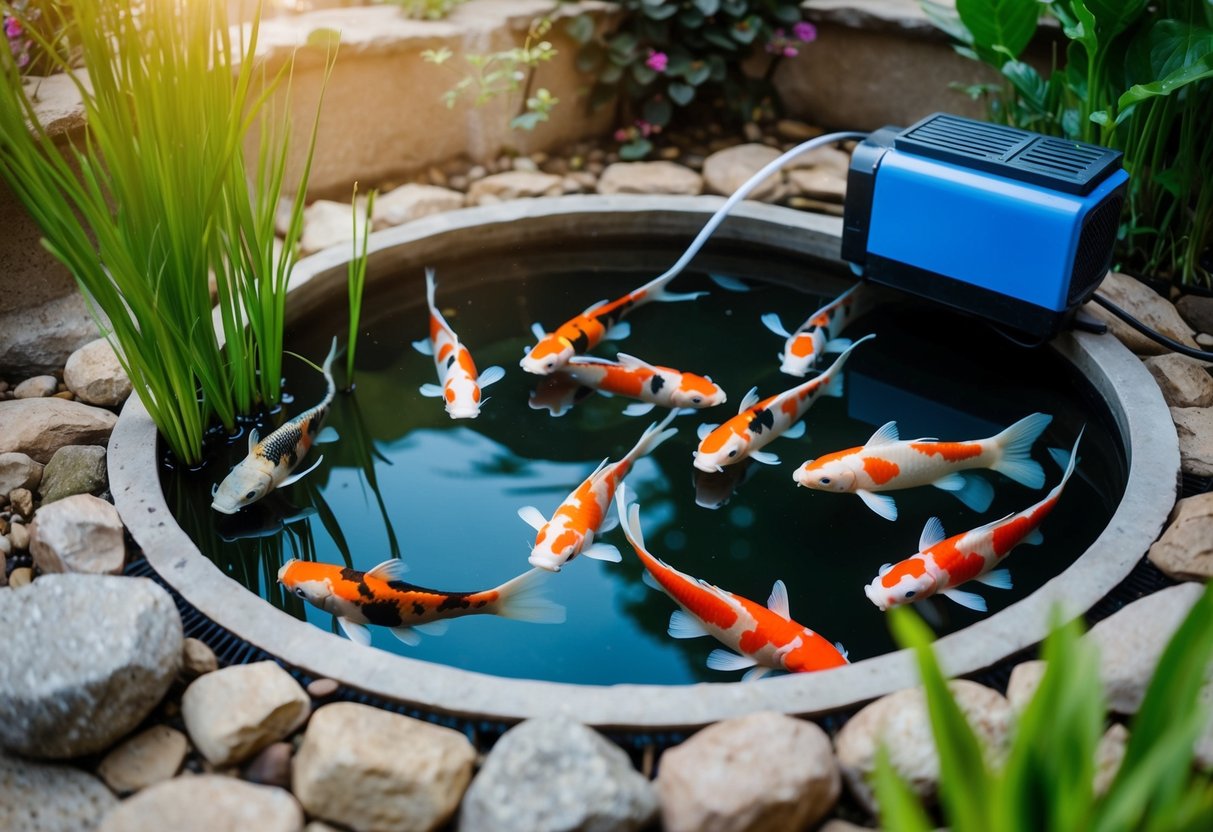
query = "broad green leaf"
(631, 63, 658, 85)
(732, 16, 761, 45)
(1082, 0, 1149, 40)
(667, 82, 695, 106)
(643, 3, 679, 21)
(693, 0, 720, 15)
(642, 96, 672, 126)
(685, 61, 712, 86)
(619, 138, 653, 160)
(703, 29, 737, 51)
(922, 0, 976, 45)
(956, 0, 1039, 59)
(1002, 60, 1047, 108)
(1143, 20, 1213, 81)
(1118, 54, 1213, 107)
(679, 9, 705, 28)
(564, 13, 595, 45)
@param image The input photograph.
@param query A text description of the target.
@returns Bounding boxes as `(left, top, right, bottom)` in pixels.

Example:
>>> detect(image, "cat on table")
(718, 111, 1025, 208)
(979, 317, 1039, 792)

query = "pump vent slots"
(899, 115, 1025, 161)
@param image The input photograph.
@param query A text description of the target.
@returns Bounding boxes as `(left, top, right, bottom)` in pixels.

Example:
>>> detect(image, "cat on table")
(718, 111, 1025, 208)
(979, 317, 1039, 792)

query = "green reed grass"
(876, 585, 1213, 832)
(0, 0, 331, 465)
(346, 184, 375, 386)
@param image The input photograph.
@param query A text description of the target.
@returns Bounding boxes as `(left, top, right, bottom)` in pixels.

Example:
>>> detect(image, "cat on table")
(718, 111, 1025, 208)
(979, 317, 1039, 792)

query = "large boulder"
(702, 144, 784, 202)
(38, 445, 108, 504)
(0, 398, 117, 464)
(1084, 272, 1199, 355)
(1143, 354, 1213, 408)
(1171, 407, 1213, 477)
(64, 338, 132, 407)
(293, 702, 475, 832)
(658, 711, 839, 832)
(30, 493, 126, 575)
(596, 161, 704, 196)
(0, 451, 43, 494)
(1148, 493, 1213, 581)
(97, 775, 303, 832)
(458, 716, 657, 832)
(0, 574, 182, 758)
(181, 661, 310, 767)
(0, 752, 118, 832)
(372, 184, 464, 229)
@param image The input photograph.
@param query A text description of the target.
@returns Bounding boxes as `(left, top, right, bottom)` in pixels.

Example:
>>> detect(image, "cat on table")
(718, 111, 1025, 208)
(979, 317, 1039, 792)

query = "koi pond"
(162, 241, 1126, 687)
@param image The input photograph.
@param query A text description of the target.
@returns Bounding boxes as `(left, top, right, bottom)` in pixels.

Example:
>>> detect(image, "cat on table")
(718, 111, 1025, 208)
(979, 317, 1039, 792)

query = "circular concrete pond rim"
(108, 195, 1180, 731)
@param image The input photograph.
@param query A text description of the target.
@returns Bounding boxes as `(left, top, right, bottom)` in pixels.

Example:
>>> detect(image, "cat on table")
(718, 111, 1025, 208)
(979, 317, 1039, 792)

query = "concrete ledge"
(109, 196, 1179, 731)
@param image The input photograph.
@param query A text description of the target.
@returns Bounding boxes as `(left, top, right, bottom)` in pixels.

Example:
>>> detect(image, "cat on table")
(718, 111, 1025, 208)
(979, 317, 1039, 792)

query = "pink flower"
(783, 46, 798, 58)
(4, 16, 22, 40)
(645, 50, 668, 73)
(794, 22, 817, 43)
(614, 128, 630, 142)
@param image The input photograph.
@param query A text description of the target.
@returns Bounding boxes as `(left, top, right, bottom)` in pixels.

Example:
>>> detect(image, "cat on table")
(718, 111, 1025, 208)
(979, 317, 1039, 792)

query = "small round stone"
(8, 567, 32, 587)
(306, 678, 339, 699)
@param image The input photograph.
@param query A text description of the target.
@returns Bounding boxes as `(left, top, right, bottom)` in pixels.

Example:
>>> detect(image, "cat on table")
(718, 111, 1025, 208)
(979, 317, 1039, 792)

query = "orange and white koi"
(793, 412, 1053, 522)
(519, 273, 705, 375)
(693, 335, 874, 472)
(761, 284, 866, 377)
(616, 484, 848, 680)
(561, 353, 727, 416)
(865, 431, 1082, 613)
(518, 408, 680, 572)
(278, 558, 565, 647)
(411, 268, 504, 419)
(212, 338, 339, 514)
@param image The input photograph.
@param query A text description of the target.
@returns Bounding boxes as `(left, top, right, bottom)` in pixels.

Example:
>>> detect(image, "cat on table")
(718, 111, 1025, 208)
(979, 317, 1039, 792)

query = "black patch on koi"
(750, 408, 775, 434)
(340, 568, 362, 583)
(649, 375, 665, 395)
(569, 327, 590, 354)
(360, 600, 403, 627)
(446, 355, 456, 369)
(437, 593, 474, 612)
(412, 601, 426, 617)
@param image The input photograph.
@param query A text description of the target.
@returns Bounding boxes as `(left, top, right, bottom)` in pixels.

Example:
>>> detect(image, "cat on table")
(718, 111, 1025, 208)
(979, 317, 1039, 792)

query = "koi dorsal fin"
(866, 421, 900, 447)
(738, 386, 760, 413)
(615, 352, 655, 371)
(366, 558, 409, 582)
(919, 517, 947, 551)
(767, 579, 790, 618)
(248, 428, 260, 452)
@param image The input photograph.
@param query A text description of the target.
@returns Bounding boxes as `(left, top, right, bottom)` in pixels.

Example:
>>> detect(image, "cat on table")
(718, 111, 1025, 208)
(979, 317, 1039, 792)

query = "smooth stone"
(834, 680, 1012, 813)
(467, 171, 564, 206)
(1198, 333, 1213, 348)
(0, 452, 43, 494)
(97, 725, 188, 795)
(1084, 272, 1199, 355)
(14, 375, 59, 399)
(1094, 724, 1128, 796)
(1086, 582, 1206, 714)
(0, 574, 182, 758)
(299, 199, 368, 256)
(8, 521, 28, 551)
(8, 566, 32, 588)
(596, 161, 704, 196)
(1005, 659, 1046, 712)
(788, 145, 852, 175)
(31, 494, 126, 575)
(702, 144, 784, 202)
(0, 398, 118, 464)
(180, 638, 219, 680)
(1143, 354, 1213, 408)
(1170, 407, 1213, 477)
(97, 775, 303, 832)
(0, 752, 117, 832)
(658, 711, 840, 832)
(295, 702, 475, 832)
(1176, 295, 1213, 334)
(775, 119, 824, 142)
(458, 716, 656, 832)
(38, 445, 108, 504)
(371, 184, 465, 230)
(181, 661, 310, 767)
(306, 678, 339, 699)
(1149, 493, 1213, 581)
(788, 167, 847, 202)
(242, 741, 293, 789)
(0, 291, 102, 377)
(9, 487, 34, 519)
(64, 339, 132, 407)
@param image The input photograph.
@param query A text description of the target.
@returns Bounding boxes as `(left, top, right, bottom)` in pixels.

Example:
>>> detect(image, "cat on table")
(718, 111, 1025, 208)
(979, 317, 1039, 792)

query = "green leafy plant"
(422, 17, 559, 131)
(388, 0, 466, 21)
(0, 0, 331, 465)
(923, 0, 1213, 286)
(570, 0, 817, 159)
(346, 184, 375, 387)
(876, 584, 1213, 832)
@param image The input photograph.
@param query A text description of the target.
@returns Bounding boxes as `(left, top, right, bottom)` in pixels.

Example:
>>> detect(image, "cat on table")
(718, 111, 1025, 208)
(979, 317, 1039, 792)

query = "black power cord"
(1091, 292, 1213, 362)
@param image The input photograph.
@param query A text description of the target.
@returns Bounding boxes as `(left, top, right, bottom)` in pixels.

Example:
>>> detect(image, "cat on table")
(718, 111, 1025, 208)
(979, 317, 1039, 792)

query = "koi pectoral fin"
(390, 626, 421, 646)
(742, 666, 773, 682)
(623, 402, 656, 417)
(314, 426, 340, 444)
(279, 456, 323, 488)
(706, 649, 758, 672)
(667, 610, 711, 639)
(709, 273, 751, 293)
(975, 568, 1012, 590)
(411, 338, 433, 356)
(760, 313, 791, 338)
(531, 322, 548, 341)
(338, 618, 371, 646)
(517, 505, 547, 532)
(641, 569, 662, 592)
(857, 490, 898, 521)
(781, 421, 806, 440)
(604, 322, 631, 342)
(583, 543, 622, 563)
(478, 366, 505, 388)
(413, 621, 449, 636)
(749, 451, 780, 466)
(419, 383, 444, 398)
(697, 423, 719, 440)
(941, 587, 988, 612)
(598, 512, 620, 534)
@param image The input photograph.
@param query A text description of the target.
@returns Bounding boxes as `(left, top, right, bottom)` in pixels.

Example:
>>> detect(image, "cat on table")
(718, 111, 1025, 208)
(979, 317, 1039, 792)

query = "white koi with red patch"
(562, 353, 727, 416)
(615, 484, 848, 680)
(693, 335, 874, 473)
(793, 412, 1053, 521)
(411, 268, 503, 419)
(761, 284, 867, 377)
(518, 409, 679, 572)
(865, 431, 1082, 613)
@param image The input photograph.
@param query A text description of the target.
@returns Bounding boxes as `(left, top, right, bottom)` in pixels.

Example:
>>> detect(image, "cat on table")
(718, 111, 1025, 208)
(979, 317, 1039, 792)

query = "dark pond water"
(163, 244, 1126, 686)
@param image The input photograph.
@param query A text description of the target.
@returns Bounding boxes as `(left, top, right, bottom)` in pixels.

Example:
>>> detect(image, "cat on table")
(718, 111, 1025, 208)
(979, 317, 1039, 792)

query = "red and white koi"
(519, 273, 705, 376)
(518, 409, 680, 572)
(279, 558, 565, 646)
(865, 431, 1083, 613)
(561, 353, 727, 417)
(793, 412, 1053, 522)
(616, 484, 848, 680)
(411, 268, 504, 419)
(212, 338, 339, 514)
(761, 284, 867, 377)
(693, 335, 874, 472)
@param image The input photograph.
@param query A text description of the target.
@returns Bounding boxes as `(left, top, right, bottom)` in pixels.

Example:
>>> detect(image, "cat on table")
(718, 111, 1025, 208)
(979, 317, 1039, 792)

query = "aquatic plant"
(875, 585, 1213, 831)
(922, 0, 1213, 287)
(346, 185, 375, 387)
(569, 0, 816, 159)
(0, 0, 331, 465)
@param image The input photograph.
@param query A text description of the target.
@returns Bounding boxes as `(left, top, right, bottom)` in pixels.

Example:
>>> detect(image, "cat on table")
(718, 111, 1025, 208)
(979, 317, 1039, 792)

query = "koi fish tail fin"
(321, 336, 338, 403)
(1046, 427, 1084, 493)
(491, 569, 566, 624)
(992, 412, 1053, 489)
(626, 407, 681, 464)
(424, 267, 438, 311)
(821, 332, 875, 380)
(639, 272, 708, 304)
(614, 483, 646, 551)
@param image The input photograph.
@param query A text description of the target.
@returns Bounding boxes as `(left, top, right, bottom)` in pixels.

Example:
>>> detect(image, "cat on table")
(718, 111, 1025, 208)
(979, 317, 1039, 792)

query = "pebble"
(1176, 294, 1213, 334)
(0, 752, 118, 832)
(8, 521, 28, 551)
(1143, 353, 1213, 408)
(702, 144, 785, 202)
(597, 161, 704, 196)
(1149, 493, 1213, 580)
(0, 574, 182, 758)
(448, 174, 469, 190)
(776, 119, 825, 142)
(14, 375, 59, 398)
(38, 444, 108, 504)
(467, 164, 487, 180)
(512, 156, 538, 172)
(658, 711, 840, 832)
(9, 487, 33, 519)
(1085, 272, 1200, 355)
(467, 171, 564, 206)
(242, 741, 293, 789)
(306, 677, 339, 699)
(371, 184, 465, 230)
(1198, 333, 1213, 348)
(52, 390, 75, 400)
(0, 397, 118, 464)
(31, 493, 126, 575)
(458, 716, 656, 832)
(427, 164, 448, 186)
(294, 701, 475, 832)
(180, 637, 219, 680)
(788, 145, 851, 175)
(1005, 659, 1046, 712)
(181, 661, 310, 767)
(299, 199, 369, 256)
(8, 566, 31, 587)
(1170, 406, 1213, 477)
(787, 167, 847, 202)
(97, 775, 304, 832)
(63, 339, 132, 406)
(1095, 724, 1129, 796)
(97, 725, 188, 794)
(743, 122, 764, 142)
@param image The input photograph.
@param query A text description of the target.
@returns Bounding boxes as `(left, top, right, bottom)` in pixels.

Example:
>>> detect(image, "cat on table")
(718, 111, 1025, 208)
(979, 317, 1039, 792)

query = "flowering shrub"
(569, 0, 817, 158)
(4, 1, 36, 71)
(2, 1, 74, 75)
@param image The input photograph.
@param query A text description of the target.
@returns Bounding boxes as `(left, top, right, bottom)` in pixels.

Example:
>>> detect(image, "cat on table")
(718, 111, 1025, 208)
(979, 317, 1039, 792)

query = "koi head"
(779, 330, 825, 377)
(793, 458, 856, 492)
(211, 459, 275, 514)
(527, 524, 583, 573)
(865, 559, 936, 611)
(521, 335, 574, 375)
(693, 429, 748, 473)
(443, 376, 483, 419)
(782, 633, 850, 673)
(277, 558, 335, 610)
(670, 374, 727, 409)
